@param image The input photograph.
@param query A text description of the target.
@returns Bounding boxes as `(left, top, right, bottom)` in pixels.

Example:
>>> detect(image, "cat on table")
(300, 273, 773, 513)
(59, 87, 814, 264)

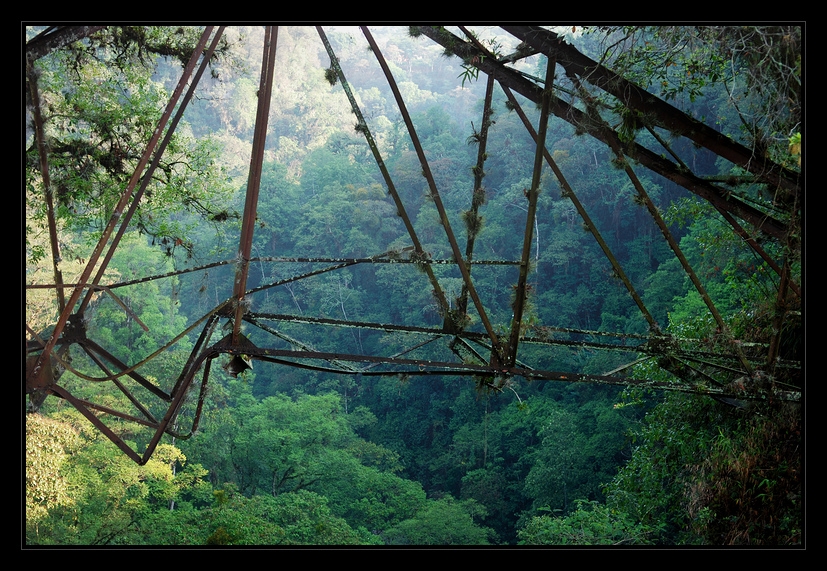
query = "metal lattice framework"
(25, 26, 802, 464)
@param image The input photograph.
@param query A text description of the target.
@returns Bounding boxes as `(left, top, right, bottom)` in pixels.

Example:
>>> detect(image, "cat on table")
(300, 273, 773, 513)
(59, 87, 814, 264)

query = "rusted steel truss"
(25, 26, 801, 464)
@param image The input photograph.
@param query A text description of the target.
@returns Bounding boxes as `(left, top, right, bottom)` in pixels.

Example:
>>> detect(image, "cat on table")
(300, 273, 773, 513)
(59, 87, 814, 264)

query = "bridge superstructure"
(25, 26, 801, 464)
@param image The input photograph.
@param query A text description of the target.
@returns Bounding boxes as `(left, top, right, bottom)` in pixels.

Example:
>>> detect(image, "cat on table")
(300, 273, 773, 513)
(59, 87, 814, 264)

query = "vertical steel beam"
(232, 26, 278, 344)
(505, 57, 555, 367)
(457, 73, 495, 318)
(26, 56, 65, 314)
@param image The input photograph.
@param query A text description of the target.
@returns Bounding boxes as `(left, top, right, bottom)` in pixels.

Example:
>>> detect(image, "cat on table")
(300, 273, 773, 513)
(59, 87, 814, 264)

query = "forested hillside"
(25, 25, 802, 546)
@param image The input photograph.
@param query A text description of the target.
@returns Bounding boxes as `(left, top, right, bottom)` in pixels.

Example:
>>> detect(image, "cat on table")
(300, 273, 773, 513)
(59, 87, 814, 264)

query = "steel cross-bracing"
(25, 25, 802, 464)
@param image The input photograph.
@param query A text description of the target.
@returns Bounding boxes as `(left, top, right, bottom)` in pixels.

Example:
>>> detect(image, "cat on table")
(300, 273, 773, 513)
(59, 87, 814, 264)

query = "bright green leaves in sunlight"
(788, 132, 801, 167)
(26, 414, 82, 528)
(26, 412, 208, 545)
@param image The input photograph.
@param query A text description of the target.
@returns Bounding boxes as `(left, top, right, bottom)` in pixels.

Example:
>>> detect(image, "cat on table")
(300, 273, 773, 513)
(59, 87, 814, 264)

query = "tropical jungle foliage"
(25, 25, 802, 547)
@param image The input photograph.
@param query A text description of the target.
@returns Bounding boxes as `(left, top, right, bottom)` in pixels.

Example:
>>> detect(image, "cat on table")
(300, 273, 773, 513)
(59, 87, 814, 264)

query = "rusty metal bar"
(27, 26, 218, 390)
(169, 313, 221, 398)
(52, 393, 160, 429)
(450, 335, 489, 366)
(245, 315, 361, 372)
(457, 72, 495, 318)
(500, 25, 800, 197)
(155, 350, 217, 441)
(140, 349, 208, 464)
(506, 56, 555, 367)
(455, 27, 500, 320)
(515, 366, 799, 401)
(203, 344, 798, 402)
(250, 313, 645, 355)
(232, 25, 278, 345)
(242, 267, 369, 318)
(241, 249, 410, 298)
(80, 26, 227, 314)
(27, 282, 148, 332)
(25, 25, 107, 62)
(566, 68, 756, 375)
(316, 26, 452, 318)
(361, 336, 445, 371)
(36, 302, 227, 390)
(102, 253, 517, 290)
(61, 319, 794, 466)
(608, 140, 755, 376)
(361, 26, 505, 360)
(252, 311, 777, 373)
(141, 326, 258, 462)
(245, 256, 517, 265)
(500, 85, 661, 332)
(49, 384, 144, 464)
(26, 56, 65, 314)
(77, 342, 160, 423)
(48, 337, 215, 464)
(644, 124, 800, 298)
(226, 346, 495, 375)
(415, 26, 788, 241)
(171, 355, 216, 439)
(80, 338, 171, 401)
(251, 312, 448, 336)
(714, 207, 800, 298)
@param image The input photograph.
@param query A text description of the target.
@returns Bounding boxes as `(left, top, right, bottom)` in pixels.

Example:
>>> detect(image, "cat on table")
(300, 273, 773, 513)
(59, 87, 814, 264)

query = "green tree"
(603, 391, 801, 545)
(318, 454, 427, 534)
(518, 499, 658, 545)
(383, 496, 497, 545)
(179, 381, 432, 538)
(588, 25, 801, 161)
(295, 147, 402, 258)
(26, 408, 208, 546)
(460, 465, 522, 543)
(222, 391, 349, 496)
(523, 403, 596, 516)
(25, 413, 82, 541)
(26, 26, 235, 262)
(201, 488, 370, 545)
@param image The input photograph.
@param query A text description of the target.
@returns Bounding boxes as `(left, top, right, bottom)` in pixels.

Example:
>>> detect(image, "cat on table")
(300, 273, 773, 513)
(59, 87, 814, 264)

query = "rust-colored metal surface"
(25, 26, 801, 464)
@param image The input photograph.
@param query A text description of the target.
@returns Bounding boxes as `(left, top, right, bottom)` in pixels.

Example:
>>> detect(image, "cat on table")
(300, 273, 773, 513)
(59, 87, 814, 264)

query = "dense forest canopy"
(24, 25, 802, 546)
